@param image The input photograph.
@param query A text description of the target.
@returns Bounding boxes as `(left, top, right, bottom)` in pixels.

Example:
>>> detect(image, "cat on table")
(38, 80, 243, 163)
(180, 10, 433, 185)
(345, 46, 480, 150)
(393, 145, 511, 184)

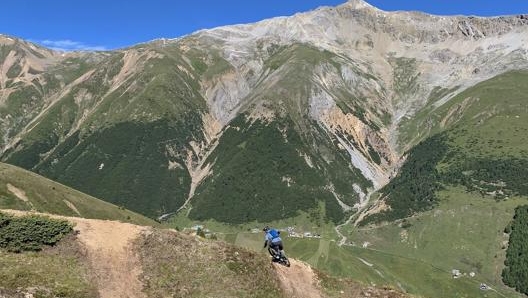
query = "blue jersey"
(265, 229, 282, 243)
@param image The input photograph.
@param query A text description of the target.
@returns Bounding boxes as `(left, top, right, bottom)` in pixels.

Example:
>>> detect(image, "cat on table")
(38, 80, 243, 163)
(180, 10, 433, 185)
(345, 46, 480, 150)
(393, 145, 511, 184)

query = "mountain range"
(1, 0, 528, 224)
(2, 0, 528, 296)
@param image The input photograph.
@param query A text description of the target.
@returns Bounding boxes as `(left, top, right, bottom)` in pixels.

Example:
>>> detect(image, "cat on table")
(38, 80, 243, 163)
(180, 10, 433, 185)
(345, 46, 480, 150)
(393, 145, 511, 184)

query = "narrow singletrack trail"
(2, 209, 148, 298)
(274, 259, 323, 298)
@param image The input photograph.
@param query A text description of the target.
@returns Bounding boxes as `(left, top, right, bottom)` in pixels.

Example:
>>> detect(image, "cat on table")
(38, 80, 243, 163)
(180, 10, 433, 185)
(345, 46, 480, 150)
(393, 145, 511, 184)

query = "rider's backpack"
(269, 229, 280, 239)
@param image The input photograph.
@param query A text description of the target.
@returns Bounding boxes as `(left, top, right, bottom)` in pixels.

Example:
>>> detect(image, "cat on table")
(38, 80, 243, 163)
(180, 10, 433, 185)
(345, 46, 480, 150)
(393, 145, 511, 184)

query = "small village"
(183, 224, 322, 239)
(451, 269, 490, 291)
(250, 226, 322, 239)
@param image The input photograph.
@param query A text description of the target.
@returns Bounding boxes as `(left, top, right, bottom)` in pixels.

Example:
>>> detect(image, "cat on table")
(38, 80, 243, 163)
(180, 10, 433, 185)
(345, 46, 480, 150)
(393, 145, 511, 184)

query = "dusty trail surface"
(274, 259, 323, 298)
(2, 209, 148, 298)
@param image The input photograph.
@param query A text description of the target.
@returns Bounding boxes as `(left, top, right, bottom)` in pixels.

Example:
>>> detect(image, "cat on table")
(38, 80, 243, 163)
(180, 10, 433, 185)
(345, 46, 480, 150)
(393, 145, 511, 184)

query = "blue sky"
(2, 0, 528, 51)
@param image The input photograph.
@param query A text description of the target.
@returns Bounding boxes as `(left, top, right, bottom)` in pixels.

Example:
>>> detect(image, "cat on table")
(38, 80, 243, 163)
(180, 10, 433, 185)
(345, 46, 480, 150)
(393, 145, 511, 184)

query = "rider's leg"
(271, 243, 281, 259)
(277, 242, 285, 258)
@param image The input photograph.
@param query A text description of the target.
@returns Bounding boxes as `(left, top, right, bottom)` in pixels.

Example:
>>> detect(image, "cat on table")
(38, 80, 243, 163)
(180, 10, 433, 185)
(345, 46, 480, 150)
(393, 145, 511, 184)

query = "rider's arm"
(263, 233, 271, 248)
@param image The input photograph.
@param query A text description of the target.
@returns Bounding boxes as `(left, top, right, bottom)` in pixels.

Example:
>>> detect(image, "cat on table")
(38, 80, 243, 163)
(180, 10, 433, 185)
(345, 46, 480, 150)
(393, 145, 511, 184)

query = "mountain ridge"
(1, 0, 528, 223)
(2, 2, 528, 297)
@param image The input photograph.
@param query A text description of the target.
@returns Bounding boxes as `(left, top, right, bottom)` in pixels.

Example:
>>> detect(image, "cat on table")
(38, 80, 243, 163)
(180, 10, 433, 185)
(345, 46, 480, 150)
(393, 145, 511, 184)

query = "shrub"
(0, 212, 73, 253)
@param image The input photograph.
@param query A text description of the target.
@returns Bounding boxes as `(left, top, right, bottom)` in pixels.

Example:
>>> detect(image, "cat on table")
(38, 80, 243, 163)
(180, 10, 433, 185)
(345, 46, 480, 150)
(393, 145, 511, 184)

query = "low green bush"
(0, 212, 72, 253)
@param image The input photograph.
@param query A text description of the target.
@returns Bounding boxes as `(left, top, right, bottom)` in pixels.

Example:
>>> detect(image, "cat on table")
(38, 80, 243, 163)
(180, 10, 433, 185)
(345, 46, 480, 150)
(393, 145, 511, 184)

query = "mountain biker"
(263, 226, 285, 261)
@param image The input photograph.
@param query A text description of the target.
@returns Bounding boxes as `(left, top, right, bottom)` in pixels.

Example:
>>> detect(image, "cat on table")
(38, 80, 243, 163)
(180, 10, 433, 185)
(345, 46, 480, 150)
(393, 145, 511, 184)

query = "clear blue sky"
(2, 0, 527, 51)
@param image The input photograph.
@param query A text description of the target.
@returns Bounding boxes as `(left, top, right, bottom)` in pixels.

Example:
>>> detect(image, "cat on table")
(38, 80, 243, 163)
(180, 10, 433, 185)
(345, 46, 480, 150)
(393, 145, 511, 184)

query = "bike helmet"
(263, 226, 270, 232)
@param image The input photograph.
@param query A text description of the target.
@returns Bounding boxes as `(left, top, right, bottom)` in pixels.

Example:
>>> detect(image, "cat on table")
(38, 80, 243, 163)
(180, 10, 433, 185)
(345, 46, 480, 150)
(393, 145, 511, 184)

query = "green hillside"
(217, 218, 522, 298)
(363, 71, 528, 224)
(0, 162, 157, 226)
(1, 40, 391, 223)
(399, 70, 528, 153)
(1, 45, 209, 218)
(33, 118, 201, 218)
(346, 71, 528, 297)
(187, 44, 381, 224)
(348, 188, 526, 297)
(189, 114, 368, 224)
(0, 41, 102, 152)
(0, 230, 97, 298)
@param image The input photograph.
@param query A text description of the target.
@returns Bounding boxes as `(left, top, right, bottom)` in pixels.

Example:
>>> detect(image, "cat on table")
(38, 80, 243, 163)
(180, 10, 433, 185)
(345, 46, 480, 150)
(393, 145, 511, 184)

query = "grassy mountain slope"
(33, 118, 200, 217)
(398, 70, 528, 154)
(217, 220, 521, 298)
(362, 70, 528, 224)
(136, 229, 284, 298)
(0, 210, 410, 298)
(0, 233, 97, 298)
(2, 40, 382, 223)
(349, 188, 526, 297)
(189, 114, 368, 224)
(344, 71, 528, 296)
(186, 43, 383, 224)
(0, 37, 106, 150)
(0, 162, 156, 225)
(2, 44, 209, 218)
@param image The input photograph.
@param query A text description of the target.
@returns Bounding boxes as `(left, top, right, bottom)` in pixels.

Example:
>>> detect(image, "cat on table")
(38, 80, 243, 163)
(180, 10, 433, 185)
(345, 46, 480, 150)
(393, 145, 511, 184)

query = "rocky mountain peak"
(344, 0, 376, 10)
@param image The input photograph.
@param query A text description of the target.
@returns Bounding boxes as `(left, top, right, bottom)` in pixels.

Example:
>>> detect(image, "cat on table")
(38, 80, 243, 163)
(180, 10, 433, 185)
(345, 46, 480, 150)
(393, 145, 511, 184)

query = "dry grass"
(135, 230, 284, 298)
(0, 233, 98, 298)
(316, 269, 411, 298)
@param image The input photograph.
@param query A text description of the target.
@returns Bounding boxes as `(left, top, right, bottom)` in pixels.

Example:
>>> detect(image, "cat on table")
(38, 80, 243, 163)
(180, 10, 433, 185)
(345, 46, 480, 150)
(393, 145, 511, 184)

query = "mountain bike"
(268, 246, 290, 267)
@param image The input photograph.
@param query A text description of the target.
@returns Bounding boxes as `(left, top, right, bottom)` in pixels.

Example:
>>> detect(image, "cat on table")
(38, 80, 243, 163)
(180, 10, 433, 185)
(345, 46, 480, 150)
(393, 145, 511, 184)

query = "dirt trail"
(73, 218, 148, 298)
(1, 209, 148, 298)
(274, 259, 323, 298)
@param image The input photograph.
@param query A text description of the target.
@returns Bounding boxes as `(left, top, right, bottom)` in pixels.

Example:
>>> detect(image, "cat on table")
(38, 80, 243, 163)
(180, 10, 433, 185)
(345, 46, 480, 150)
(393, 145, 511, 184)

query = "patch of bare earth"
(6, 183, 34, 209)
(1, 209, 148, 298)
(274, 259, 323, 298)
(6, 183, 29, 202)
(73, 218, 148, 298)
(63, 199, 81, 215)
(354, 198, 391, 226)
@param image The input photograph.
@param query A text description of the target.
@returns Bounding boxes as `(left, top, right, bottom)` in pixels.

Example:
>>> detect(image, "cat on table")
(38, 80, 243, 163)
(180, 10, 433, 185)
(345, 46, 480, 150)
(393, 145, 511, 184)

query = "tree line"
(502, 205, 528, 295)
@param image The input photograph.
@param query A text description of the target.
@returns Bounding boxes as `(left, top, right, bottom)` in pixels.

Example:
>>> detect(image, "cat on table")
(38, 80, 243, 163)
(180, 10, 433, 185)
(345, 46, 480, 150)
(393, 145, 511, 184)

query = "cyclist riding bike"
(263, 226, 285, 261)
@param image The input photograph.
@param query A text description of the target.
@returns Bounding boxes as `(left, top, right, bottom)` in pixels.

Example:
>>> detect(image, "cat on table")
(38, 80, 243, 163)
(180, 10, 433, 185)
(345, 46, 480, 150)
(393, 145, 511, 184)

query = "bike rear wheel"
(267, 247, 279, 258)
(268, 247, 290, 267)
(281, 257, 291, 267)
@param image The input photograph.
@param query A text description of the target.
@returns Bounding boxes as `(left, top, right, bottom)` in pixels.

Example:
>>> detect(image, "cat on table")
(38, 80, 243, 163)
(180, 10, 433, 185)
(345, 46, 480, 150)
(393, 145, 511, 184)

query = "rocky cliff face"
(169, 0, 528, 174)
(1, 0, 527, 222)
